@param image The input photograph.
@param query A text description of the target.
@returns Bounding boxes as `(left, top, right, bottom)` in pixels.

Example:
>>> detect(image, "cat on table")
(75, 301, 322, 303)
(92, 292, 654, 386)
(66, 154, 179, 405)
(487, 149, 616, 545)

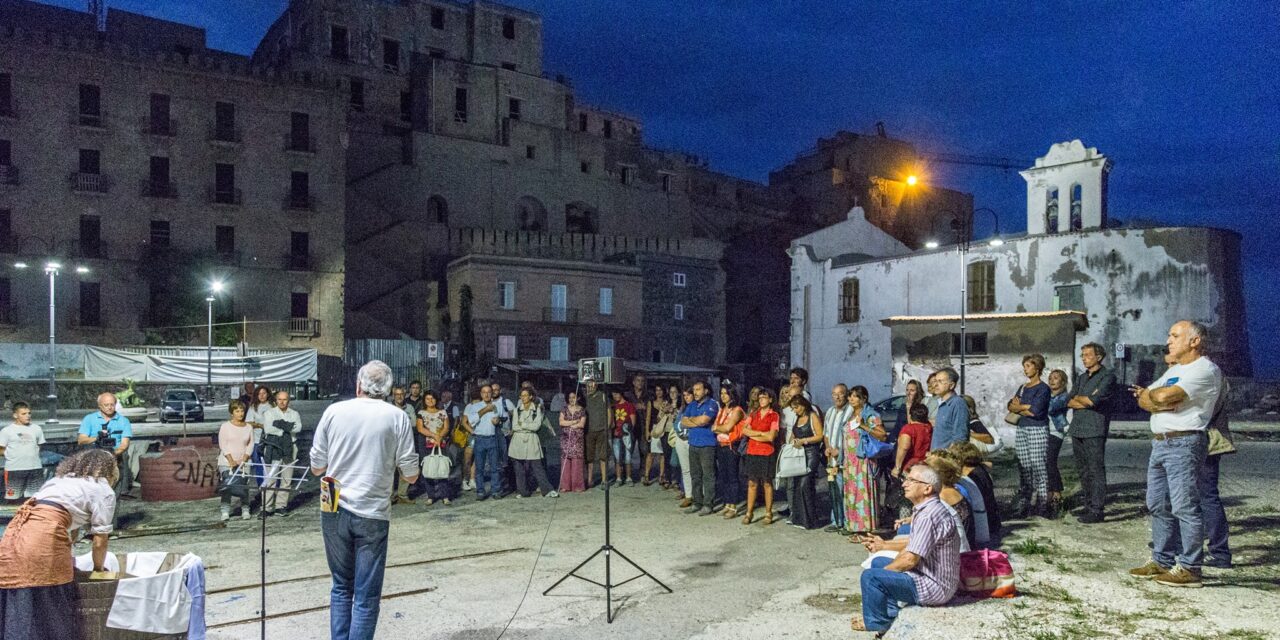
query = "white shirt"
(310, 397, 418, 521)
(34, 476, 116, 535)
(1150, 356, 1223, 434)
(464, 401, 500, 437)
(0, 422, 46, 470)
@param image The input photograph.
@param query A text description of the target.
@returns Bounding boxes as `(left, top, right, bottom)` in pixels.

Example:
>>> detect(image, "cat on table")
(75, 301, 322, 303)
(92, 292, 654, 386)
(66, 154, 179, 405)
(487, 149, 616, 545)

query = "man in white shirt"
(462, 385, 504, 500)
(1128, 320, 1222, 589)
(310, 360, 418, 640)
(259, 390, 303, 517)
(1, 402, 46, 502)
(823, 384, 854, 533)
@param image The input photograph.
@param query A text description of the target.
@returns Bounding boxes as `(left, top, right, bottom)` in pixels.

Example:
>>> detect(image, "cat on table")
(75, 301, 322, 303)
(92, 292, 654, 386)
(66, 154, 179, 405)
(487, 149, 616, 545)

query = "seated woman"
(0, 449, 119, 640)
(948, 440, 1001, 541)
(963, 395, 995, 446)
(856, 453, 973, 552)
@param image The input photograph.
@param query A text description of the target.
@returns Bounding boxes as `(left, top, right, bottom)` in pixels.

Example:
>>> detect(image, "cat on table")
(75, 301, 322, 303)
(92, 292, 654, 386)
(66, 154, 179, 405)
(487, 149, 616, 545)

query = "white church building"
(789, 140, 1250, 432)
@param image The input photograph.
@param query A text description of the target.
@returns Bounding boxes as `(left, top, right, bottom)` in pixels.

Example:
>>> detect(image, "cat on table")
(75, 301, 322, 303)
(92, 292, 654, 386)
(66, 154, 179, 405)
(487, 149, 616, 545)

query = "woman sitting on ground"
(857, 453, 972, 552)
(948, 441, 1001, 541)
(930, 448, 988, 549)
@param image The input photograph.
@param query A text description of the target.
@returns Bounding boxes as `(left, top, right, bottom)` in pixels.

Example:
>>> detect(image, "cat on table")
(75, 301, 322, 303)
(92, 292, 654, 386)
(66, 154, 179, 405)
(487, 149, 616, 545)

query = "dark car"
(160, 388, 204, 423)
(873, 395, 906, 434)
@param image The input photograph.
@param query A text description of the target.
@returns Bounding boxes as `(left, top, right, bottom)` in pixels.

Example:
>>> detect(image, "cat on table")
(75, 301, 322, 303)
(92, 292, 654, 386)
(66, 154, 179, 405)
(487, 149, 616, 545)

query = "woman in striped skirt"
(1008, 353, 1052, 517)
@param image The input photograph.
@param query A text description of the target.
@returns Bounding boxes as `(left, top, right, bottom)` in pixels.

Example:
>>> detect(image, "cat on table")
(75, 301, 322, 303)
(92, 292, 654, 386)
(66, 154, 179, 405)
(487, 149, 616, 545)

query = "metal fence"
(324, 339, 446, 397)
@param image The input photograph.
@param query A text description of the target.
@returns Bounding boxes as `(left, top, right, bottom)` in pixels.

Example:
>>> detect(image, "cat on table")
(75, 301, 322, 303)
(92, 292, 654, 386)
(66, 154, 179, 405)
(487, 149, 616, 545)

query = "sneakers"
(684, 505, 703, 514)
(1204, 556, 1233, 569)
(1128, 561, 1170, 579)
(545, 491, 560, 498)
(241, 508, 252, 521)
(463, 479, 475, 491)
(1155, 565, 1203, 588)
(220, 509, 230, 523)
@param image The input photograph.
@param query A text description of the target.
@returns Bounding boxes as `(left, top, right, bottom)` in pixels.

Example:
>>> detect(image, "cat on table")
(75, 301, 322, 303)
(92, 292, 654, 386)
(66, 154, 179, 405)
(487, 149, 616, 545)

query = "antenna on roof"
(87, 0, 106, 32)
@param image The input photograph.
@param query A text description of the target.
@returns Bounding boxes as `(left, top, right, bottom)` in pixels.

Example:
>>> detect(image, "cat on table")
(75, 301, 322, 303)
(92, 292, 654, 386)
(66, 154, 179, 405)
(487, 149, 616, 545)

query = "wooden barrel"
(138, 442, 220, 502)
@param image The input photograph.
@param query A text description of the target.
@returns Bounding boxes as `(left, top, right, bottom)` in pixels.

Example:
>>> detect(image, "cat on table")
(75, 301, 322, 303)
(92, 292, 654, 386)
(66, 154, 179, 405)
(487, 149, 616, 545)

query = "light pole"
(14, 259, 89, 423)
(924, 207, 1002, 395)
(206, 280, 225, 404)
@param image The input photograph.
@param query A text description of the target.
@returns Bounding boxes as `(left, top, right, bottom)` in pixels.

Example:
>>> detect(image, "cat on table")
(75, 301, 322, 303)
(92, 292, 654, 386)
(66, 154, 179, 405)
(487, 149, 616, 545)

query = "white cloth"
(258, 406, 302, 441)
(1150, 356, 1222, 434)
(0, 422, 45, 470)
(74, 551, 201, 635)
(33, 475, 116, 535)
(309, 397, 417, 521)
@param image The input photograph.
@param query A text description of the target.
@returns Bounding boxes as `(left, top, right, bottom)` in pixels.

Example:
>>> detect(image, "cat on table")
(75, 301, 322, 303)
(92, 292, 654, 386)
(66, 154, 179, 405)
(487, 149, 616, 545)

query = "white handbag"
(421, 446, 452, 480)
(775, 443, 809, 479)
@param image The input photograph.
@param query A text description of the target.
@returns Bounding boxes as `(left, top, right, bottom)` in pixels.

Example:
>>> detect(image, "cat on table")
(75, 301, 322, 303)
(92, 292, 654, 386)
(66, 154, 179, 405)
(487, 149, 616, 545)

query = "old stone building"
(790, 140, 1250, 433)
(0, 2, 346, 356)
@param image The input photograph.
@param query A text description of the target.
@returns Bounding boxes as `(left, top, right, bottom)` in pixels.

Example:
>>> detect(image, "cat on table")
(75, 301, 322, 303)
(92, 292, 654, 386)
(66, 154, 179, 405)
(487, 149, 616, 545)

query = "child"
(0, 402, 47, 502)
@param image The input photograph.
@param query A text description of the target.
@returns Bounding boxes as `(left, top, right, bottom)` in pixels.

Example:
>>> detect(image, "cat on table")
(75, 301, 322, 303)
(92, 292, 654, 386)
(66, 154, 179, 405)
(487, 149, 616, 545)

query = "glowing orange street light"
(905, 174, 919, 186)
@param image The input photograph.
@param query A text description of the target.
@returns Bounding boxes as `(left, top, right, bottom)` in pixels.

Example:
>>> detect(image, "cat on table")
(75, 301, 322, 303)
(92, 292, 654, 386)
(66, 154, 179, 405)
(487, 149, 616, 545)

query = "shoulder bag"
(775, 442, 808, 478)
(1004, 388, 1023, 426)
(421, 446, 452, 480)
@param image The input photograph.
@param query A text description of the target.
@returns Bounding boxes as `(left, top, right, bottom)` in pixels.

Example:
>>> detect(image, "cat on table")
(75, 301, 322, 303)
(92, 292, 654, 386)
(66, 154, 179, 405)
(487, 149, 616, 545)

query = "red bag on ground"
(959, 549, 1017, 598)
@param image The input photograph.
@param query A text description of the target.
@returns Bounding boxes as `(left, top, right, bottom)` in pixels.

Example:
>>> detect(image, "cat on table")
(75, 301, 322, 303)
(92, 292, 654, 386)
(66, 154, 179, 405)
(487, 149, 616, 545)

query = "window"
(549, 283, 567, 321)
(148, 156, 170, 193)
(498, 281, 516, 309)
(596, 338, 615, 357)
(502, 17, 516, 39)
(78, 84, 101, 125)
(525, 145, 536, 160)
(580, 161, 590, 174)
(291, 292, 309, 318)
(0, 277, 10, 324)
(382, 39, 400, 70)
(79, 282, 101, 327)
(1054, 284, 1085, 312)
(289, 112, 311, 150)
(349, 78, 365, 110)
(838, 278, 859, 323)
(0, 209, 11, 253)
(431, 7, 445, 29)
(578, 112, 588, 132)
(454, 87, 468, 123)
(214, 163, 236, 203)
(1045, 187, 1059, 233)
(950, 332, 988, 356)
(330, 25, 349, 60)
(1070, 184, 1083, 231)
(215, 225, 235, 255)
(79, 215, 101, 258)
(673, 303, 684, 320)
(0, 139, 10, 165)
(672, 272, 686, 287)
(508, 97, 521, 120)
(399, 91, 412, 122)
(661, 173, 672, 193)
(149, 220, 171, 248)
(214, 101, 236, 140)
(497, 335, 517, 360)
(967, 261, 996, 313)
(549, 337, 569, 361)
(290, 231, 309, 270)
(603, 119, 612, 139)
(501, 62, 516, 71)
(598, 287, 613, 315)
(78, 149, 100, 174)
(618, 166, 632, 185)
(427, 195, 448, 224)
(148, 93, 171, 134)
(290, 171, 310, 207)
(651, 349, 664, 363)
(0, 73, 11, 116)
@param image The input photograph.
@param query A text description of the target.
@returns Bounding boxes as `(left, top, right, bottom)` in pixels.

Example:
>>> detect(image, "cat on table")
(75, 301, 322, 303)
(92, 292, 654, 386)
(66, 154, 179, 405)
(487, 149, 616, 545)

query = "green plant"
(116, 379, 145, 408)
(1010, 537, 1057, 555)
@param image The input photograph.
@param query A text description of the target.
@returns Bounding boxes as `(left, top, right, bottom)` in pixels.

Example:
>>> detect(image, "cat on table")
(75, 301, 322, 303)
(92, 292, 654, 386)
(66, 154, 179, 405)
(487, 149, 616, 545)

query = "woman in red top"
(740, 388, 780, 525)
(891, 403, 933, 478)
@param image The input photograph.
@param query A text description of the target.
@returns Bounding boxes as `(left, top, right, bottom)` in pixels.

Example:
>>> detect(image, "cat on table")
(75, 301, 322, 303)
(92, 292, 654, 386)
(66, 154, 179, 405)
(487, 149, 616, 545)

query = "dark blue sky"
(54, 1, 1280, 377)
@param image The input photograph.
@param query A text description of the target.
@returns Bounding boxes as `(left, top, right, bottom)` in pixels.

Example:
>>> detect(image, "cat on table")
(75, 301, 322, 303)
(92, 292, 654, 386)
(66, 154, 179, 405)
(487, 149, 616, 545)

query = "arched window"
(516, 196, 547, 231)
(1045, 188, 1059, 233)
(427, 195, 448, 224)
(1069, 184, 1083, 231)
(565, 201, 598, 234)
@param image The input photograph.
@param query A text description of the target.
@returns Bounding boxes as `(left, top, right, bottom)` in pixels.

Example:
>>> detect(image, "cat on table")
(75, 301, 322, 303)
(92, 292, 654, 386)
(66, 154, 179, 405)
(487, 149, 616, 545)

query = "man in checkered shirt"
(853, 462, 961, 634)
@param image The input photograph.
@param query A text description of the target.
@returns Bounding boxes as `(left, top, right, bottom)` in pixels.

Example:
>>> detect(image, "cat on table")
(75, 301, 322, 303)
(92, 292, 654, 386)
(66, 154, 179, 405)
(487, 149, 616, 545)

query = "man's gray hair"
(909, 462, 943, 494)
(357, 360, 394, 399)
(936, 367, 959, 385)
(1181, 320, 1209, 344)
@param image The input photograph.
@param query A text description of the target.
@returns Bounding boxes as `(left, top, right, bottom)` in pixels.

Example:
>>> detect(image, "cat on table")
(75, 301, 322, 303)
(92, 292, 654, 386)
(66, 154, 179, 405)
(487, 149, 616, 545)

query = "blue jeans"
(861, 556, 919, 631)
(473, 435, 502, 497)
(1147, 432, 1207, 570)
(1199, 453, 1230, 564)
(321, 509, 390, 640)
(611, 427, 633, 466)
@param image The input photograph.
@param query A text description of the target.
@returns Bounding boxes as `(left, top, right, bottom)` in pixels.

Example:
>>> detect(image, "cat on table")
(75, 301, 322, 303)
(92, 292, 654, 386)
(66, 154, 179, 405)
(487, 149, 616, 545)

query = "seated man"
(853, 462, 961, 635)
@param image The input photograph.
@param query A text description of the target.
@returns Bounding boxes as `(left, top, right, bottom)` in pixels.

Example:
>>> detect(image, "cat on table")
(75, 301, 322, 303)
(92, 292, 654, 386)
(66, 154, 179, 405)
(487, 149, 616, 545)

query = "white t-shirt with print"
(0, 422, 46, 470)
(1150, 356, 1222, 434)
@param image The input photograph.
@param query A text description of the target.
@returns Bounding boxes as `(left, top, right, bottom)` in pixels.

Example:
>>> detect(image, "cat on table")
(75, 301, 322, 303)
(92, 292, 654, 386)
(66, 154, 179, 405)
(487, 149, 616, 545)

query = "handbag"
(421, 446, 452, 480)
(1207, 427, 1236, 456)
(450, 421, 469, 448)
(856, 429, 894, 459)
(775, 443, 808, 478)
(1005, 389, 1022, 425)
(959, 549, 1017, 598)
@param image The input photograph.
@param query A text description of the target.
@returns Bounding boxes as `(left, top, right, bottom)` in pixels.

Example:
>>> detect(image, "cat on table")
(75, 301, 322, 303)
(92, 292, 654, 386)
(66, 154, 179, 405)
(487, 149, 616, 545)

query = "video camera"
(94, 423, 115, 450)
(577, 357, 624, 385)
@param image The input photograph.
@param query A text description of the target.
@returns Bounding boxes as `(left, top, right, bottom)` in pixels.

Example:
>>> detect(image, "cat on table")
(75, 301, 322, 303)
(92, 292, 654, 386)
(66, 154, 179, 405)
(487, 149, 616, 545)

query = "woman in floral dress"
(843, 385, 885, 533)
(558, 392, 587, 492)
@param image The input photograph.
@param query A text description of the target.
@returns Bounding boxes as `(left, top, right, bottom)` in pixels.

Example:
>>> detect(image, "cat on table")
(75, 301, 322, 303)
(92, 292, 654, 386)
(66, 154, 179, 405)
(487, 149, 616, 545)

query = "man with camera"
(260, 390, 303, 517)
(76, 392, 133, 505)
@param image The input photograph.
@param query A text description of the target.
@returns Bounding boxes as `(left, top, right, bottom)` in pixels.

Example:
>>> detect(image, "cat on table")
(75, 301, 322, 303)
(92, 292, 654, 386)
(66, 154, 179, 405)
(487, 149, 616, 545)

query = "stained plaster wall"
(791, 226, 1249, 409)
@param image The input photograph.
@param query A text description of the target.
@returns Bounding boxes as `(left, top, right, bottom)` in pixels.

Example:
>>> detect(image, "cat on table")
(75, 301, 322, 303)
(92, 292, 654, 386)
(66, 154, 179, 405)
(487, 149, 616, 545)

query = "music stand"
(543, 386, 672, 622)
(230, 458, 310, 640)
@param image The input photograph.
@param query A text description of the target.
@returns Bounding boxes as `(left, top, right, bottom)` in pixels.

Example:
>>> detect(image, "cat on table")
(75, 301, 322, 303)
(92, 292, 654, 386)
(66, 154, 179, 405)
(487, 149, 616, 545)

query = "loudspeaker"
(578, 357, 624, 385)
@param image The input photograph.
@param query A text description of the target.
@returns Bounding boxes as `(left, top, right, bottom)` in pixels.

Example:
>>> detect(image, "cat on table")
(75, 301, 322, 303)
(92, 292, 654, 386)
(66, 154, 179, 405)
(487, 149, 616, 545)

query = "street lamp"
(923, 207, 1002, 395)
(206, 280, 225, 404)
(14, 259, 89, 423)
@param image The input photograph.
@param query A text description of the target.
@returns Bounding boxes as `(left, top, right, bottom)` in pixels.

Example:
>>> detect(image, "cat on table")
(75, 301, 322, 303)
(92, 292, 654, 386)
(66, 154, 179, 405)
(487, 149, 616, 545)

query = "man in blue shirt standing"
(77, 392, 134, 515)
(929, 369, 968, 450)
(681, 381, 721, 515)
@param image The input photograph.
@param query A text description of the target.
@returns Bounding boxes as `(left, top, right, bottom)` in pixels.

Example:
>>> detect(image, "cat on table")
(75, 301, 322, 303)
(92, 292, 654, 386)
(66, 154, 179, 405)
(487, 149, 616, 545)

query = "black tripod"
(543, 391, 671, 622)
(240, 459, 308, 640)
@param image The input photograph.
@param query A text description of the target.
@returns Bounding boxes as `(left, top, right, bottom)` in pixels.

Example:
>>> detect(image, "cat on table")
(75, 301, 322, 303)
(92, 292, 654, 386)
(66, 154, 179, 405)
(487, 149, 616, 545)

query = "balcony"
(284, 254, 313, 271)
(139, 179, 178, 199)
(0, 165, 18, 186)
(141, 116, 176, 137)
(70, 172, 110, 194)
(288, 317, 321, 337)
(542, 307, 578, 323)
(284, 134, 316, 153)
(207, 187, 242, 206)
(283, 193, 315, 212)
(77, 111, 105, 129)
(208, 125, 242, 145)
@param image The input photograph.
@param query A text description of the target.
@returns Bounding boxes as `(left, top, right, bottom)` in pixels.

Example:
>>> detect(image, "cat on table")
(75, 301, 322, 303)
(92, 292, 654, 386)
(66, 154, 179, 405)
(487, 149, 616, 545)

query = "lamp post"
(13, 258, 90, 423)
(924, 207, 1002, 395)
(206, 280, 225, 404)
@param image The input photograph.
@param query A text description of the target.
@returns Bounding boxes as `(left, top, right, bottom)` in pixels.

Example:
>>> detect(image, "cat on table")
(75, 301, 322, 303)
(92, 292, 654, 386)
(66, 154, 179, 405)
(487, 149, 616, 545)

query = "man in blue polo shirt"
(929, 369, 968, 449)
(77, 391, 134, 497)
(682, 380, 721, 515)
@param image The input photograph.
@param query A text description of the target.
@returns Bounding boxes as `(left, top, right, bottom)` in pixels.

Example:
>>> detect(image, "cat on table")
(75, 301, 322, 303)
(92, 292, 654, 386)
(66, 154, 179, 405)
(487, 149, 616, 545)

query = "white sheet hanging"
(74, 551, 200, 635)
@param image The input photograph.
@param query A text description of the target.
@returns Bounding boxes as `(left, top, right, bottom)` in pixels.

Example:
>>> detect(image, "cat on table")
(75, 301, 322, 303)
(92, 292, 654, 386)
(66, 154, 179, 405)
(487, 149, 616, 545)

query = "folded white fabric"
(74, 551, 197, 634)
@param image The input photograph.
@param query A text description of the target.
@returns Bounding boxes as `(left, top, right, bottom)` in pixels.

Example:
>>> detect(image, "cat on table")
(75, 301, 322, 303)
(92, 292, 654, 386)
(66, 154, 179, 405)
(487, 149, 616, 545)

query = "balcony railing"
(283, 193, 315, 211)
(139, 179, 178, 198)
(0, 165, 18, 185)
(70, 172, 110, 193)
(284, 134, 316, 153)
(542, 307, 578, 323)
(288, 317, 321, 337)
(284, 254, 313, 271)
(208, 125, 241, 144)
(208, 187, 242, 206)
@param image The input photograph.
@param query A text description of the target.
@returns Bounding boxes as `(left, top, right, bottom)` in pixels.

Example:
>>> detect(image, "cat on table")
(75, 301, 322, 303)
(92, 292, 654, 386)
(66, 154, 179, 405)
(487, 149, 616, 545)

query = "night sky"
(47, 1, 1280, 378)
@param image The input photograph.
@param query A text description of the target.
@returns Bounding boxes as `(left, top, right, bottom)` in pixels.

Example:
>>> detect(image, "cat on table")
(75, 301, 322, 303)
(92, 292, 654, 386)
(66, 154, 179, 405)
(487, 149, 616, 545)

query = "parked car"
(872, 395, 906, 434)
(160, 388, 204, 423)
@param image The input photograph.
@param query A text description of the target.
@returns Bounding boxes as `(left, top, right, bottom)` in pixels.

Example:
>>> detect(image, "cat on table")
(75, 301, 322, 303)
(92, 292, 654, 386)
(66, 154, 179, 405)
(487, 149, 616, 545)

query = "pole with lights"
(206, 280, 225, 404)
(923, 207, 1002, 395)
(14, 259, 90, 423)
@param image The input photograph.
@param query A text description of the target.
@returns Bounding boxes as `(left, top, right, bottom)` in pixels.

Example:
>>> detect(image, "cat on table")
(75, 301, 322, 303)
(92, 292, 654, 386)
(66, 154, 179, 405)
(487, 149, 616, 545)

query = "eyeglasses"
(902, 477, 926, 486)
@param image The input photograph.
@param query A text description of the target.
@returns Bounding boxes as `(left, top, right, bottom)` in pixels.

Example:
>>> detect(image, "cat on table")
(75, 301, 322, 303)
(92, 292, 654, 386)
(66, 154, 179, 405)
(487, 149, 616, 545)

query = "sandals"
(741, 513, 754, 525)
(851, 617, 870, 632)
(762, 513, 775, 525)
(722, 506, 738, 519)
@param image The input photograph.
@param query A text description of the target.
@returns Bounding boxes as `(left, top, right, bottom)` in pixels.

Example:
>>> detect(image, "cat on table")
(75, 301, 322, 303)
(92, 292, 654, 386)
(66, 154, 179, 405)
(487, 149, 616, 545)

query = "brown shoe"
(1154, 565, 1203, 588)
(679, 498, 693, 508)
(1128, 561, 1170, 580)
